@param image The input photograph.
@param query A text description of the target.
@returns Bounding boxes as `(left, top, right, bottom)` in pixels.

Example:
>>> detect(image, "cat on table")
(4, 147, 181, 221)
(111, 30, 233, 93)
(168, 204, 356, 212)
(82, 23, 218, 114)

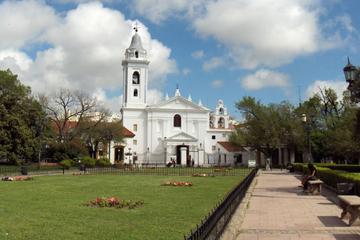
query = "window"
(133, 124, 137, 131)
(132, 71, 140, 84)
(135, 51, 139, 58)
(173, 114, 181, 127)
(133, 139, 137, 145)
(219, 108, 224, 115)
(212, 145, 216, 151)
(133, 89, 138, 97)
(212, 135, 216, 140)
(218, 117, 225, 128)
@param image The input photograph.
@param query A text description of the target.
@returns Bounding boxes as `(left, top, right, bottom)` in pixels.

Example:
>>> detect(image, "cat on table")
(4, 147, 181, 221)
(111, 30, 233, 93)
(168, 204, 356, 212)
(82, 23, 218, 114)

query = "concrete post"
(180, 147, 187, 166)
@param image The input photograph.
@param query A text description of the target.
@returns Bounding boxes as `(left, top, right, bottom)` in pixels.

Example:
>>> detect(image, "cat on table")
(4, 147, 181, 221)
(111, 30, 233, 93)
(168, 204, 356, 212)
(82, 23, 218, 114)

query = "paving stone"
(221, 170, 360, 240)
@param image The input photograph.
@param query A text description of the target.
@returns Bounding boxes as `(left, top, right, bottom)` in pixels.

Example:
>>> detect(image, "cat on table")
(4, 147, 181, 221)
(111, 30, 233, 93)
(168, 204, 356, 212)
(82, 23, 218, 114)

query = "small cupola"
(125, 26, 147, 60)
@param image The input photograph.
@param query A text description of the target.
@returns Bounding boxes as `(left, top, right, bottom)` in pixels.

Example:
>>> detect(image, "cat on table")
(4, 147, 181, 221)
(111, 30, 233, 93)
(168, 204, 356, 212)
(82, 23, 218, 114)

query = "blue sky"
(0, 0, 360, 120)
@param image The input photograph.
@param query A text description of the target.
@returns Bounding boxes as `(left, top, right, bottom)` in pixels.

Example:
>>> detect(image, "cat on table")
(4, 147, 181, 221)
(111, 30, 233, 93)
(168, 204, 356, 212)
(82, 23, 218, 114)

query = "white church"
(109, 29, 253, 167)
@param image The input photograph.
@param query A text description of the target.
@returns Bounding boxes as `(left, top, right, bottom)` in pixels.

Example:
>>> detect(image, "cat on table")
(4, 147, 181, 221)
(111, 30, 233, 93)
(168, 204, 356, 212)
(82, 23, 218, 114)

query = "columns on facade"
(180, 147, 187, 166)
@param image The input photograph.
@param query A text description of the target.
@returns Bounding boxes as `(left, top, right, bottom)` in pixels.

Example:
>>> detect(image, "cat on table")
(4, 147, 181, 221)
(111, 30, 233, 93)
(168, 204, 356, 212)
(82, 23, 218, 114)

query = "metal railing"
(0, 165, 252, 177)
(184, 168, 257, 240)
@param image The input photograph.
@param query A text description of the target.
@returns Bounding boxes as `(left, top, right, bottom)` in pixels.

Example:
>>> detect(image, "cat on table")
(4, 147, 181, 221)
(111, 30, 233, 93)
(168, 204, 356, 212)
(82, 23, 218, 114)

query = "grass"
(0, 171, 250, 240)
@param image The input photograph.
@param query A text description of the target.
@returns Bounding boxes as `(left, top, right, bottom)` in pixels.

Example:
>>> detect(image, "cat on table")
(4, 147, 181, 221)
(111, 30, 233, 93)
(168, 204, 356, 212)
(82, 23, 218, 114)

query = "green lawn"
(0, 172, 250, 240)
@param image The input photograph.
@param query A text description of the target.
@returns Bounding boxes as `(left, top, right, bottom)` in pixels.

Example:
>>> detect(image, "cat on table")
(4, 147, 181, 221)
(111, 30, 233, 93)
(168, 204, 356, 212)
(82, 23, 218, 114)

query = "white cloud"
(0, 0, 58, 49)
(305, 80, 347, 99)
(132, 0, 354, 69)
(130, 0, 206, 24)
(147, 89, 163, 104)
(191, 50, 204, 59)
(241, 69, 289, 90)
(211, 80, 223, 88)
(0, 49, 33, 71)
(194, 0, 325, 69)
(0, 1, 177, 113)
(202, 57, 225, 71)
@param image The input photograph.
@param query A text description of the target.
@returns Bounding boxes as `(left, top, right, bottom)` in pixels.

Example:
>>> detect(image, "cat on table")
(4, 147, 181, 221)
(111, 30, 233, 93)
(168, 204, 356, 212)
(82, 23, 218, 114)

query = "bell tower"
(122, 27, 149, 108)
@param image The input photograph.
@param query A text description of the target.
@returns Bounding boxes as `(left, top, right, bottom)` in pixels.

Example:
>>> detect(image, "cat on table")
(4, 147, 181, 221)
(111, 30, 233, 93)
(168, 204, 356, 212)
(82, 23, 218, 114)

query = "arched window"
(218, 117, 225, 128)
(173, 114, 181, 127)
(219, 108, 224, 115)
(133, 89, 138, 97)
(132, 71, 140, 84)
(135, 51, 139, 58)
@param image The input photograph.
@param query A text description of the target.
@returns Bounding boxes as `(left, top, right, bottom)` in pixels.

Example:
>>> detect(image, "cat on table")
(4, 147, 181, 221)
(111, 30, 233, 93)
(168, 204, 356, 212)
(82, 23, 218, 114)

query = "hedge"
(293, 163, 360, 195)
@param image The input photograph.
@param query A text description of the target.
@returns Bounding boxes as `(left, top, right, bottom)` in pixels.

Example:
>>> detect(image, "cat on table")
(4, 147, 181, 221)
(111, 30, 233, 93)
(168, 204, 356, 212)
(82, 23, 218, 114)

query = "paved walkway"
(221, 170, 360, 240)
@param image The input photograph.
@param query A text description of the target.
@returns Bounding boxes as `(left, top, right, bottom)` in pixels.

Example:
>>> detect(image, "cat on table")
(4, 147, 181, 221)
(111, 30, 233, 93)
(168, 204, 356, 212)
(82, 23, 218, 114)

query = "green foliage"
(59, 159, 75, 169)
(233, 87, 360, 163)
(0, 69, 47, 163)
(48, 139, 88, 162)
(293, 163, 360, 195)
(231, 97, 301, 158)
(81, 156, 96, 167)
(96, 157, 111, 167)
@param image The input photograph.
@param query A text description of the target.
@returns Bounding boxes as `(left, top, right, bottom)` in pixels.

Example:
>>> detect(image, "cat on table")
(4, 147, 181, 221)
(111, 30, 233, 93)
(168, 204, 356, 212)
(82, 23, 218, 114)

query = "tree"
(39, 89, 110, 142)
(81, 119, 124, 159)
(0, 69, 46, 164)
(296, 88, 360, 163)
(230, 97, 301, 162)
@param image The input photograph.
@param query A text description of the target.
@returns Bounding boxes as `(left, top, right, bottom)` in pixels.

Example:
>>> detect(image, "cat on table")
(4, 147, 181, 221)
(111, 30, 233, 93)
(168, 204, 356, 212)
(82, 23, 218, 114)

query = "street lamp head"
(343, 57, 358, 82)
(301, 113, 307, 123)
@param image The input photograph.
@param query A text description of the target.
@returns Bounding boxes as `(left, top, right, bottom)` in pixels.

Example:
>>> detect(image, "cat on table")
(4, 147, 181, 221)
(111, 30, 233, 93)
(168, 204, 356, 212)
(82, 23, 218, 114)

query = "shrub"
(59, 159, 74, 169)
(81, 156, 96, 168)
(293, 163, 360, 196)
(96, 158, 111, 167)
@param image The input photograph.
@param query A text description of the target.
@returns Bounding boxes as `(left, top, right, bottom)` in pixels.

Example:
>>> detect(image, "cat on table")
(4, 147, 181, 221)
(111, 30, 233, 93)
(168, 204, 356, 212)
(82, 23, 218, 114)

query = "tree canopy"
(0, 70, 46, 164)
(231, 88, 360, 163)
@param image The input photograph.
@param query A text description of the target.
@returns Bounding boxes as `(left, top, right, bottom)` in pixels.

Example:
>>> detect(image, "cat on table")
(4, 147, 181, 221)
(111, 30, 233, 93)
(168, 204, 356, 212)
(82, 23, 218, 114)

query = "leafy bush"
(59, 159, 74, 169)
(96, 158, 111, 167)
(293, 163, 360, 195)
(81, 156, 96, 168)
(47, 140, 88, 162)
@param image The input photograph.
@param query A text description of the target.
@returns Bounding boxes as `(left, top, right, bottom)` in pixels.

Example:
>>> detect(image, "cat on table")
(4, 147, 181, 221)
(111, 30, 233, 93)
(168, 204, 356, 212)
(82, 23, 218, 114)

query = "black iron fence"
(86, 166, 251, 176)
(184, 168, 257, 240)
(0, 165, 252, 177)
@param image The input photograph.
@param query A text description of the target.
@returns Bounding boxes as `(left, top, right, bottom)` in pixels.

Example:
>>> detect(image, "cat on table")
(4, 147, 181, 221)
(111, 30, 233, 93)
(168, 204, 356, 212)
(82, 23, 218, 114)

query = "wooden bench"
(308, 180, 323, 194)
(338, 195, 360, 226)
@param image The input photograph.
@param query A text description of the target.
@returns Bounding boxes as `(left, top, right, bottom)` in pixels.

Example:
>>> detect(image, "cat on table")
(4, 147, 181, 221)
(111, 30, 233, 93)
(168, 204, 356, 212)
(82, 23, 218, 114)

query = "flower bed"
(85, 197, 144, 209)
(192, 173, 214, 177)
(162, 181, 193, 187)
(2, 176, 34, 181)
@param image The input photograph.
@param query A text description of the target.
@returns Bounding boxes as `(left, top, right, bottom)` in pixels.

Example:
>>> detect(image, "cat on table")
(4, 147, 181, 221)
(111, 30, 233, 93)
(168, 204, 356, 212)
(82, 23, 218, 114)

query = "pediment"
(166, 132, 198, 142)
(147, 96, 209, 112)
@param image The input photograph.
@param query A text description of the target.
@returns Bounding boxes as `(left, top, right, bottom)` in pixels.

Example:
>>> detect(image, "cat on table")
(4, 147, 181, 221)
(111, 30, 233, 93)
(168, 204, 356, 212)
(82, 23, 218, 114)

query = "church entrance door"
(176, 144, 189, 165)
(114, 146, 124, 163)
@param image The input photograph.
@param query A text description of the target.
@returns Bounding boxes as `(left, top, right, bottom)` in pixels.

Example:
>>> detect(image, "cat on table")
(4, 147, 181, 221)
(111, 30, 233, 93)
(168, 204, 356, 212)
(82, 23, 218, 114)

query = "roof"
(217, 141, 245, 152)
(51, 121, 135, 138)
(122, 127, 135, 138)
(128, 32, 145, 51)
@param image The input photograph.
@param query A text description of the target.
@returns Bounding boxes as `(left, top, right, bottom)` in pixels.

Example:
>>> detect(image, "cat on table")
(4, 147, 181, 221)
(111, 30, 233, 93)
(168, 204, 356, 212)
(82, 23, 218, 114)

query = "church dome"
(129, 32, 145, 51)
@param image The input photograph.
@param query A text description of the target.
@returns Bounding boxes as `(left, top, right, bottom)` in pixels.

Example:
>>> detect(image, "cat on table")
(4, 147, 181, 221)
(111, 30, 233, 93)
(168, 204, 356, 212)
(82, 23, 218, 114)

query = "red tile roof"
(122, 127, 135, 138)
(217, 141, 245, 152)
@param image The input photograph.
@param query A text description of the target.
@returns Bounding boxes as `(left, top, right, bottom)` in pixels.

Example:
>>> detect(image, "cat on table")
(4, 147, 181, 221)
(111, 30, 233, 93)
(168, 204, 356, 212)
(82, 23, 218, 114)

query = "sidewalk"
(221, 170, 360, 240)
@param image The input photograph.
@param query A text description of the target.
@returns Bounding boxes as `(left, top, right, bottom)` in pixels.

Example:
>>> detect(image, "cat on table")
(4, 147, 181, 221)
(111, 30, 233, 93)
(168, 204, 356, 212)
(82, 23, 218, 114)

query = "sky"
(0, 0, 360, 120)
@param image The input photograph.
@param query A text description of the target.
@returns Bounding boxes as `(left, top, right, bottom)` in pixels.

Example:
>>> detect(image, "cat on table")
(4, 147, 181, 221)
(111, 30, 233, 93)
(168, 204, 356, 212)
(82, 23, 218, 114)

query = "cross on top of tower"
(133, 22, 139, 33)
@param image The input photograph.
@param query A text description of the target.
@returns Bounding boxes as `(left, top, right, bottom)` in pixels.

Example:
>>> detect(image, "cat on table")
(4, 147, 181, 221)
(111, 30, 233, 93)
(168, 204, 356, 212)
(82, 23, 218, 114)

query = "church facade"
(114, 30, 249, 166)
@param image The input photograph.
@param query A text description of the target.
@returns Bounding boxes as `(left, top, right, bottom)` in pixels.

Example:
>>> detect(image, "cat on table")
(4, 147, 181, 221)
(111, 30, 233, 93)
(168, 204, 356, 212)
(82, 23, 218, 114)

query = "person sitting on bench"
(300, 163, 317, 191)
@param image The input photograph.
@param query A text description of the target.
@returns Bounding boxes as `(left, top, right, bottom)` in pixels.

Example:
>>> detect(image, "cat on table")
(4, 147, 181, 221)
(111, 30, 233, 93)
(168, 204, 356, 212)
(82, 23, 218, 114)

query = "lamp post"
(218, 148, 221, 167)
(343, 57, 360, 103)
(106, 134, 113, 161)
(301, 113, 312, 163)
(127, 147, 132, 164)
